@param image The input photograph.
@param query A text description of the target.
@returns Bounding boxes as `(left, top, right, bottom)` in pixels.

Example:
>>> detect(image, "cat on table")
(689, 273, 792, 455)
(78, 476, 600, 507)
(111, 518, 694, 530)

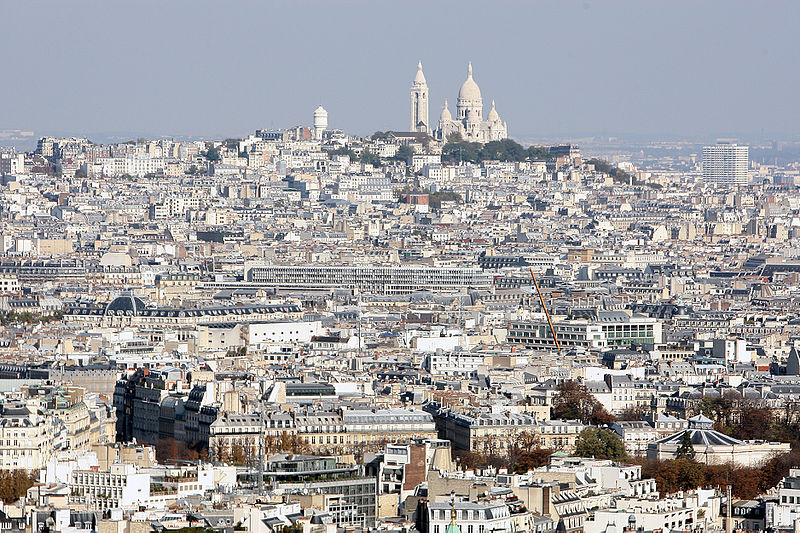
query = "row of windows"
(433, 510, 490, 522)
(303, 432, 432, 445)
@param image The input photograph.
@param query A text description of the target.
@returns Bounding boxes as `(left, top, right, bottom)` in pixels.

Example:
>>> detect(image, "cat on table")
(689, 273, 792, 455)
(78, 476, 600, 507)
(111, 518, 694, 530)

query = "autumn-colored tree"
(513, 449, 553, 473)
(280, 433, 310, 454)
(760, 450, 800, 492)
(210, 440, 231, 463)
(638, 458, 705, 494)
(230, 443, 248, 465)
(0, 470, 37, 503)
(703, 463, 729, 489)
(733, 406, 773, 440)
(454, 449, 490, 470)
(617, 406, 647, 421)
(636, 455, 798, 499)
(676, 459, 705, 491)
(591, 403, 618, 426)
(453, 448, 508, 470)
(514, 431, 540, 453)
(642, 458, 680, 494)
(551, 381, 616, 425)
(156, 438, 180, 463)
(730, 467, 763, 499)
(697, 391, 742, 428)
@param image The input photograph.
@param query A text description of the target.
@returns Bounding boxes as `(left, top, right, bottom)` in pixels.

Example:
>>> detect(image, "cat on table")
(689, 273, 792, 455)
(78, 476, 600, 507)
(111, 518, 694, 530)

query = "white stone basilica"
(410, 61, 507, 143)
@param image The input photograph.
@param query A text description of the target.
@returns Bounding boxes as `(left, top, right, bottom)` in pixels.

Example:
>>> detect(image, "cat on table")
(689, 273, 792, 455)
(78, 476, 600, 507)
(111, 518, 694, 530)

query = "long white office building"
(508, 311, 663, 350)
(702, 143, 749, 185)
(244, 263, 493, 294)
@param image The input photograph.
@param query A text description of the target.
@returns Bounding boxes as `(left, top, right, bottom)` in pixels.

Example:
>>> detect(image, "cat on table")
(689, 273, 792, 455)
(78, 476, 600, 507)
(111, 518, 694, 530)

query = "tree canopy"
(429, 191, 462, 209)
(359, 150, 382, 167)
(329, 147, 358, 160)
(223, 138, 241, 150)
(442, 138, 551, 164)
(551, 381, 616, 425)
(0, 470, 37, 503)
(638, 451, 800, 499)
(0, 310, 62, 326)
(393, 145, 414, 163)
(587, 158, 660, 189)
(675, 432, 696, 460)
(574, 427, 627, 461)
(442, 140, 482, 163)
(694, 396, 800, 447)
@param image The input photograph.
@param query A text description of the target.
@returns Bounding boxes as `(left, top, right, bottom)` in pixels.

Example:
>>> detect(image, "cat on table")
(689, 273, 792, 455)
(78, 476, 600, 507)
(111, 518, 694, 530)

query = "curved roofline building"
(646, 414, 790, 467)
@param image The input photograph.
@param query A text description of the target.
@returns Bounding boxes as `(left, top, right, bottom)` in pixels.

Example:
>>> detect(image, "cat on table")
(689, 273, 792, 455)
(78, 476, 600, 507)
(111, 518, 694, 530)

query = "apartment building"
(244, 263, 493, 294)
(69, 463, 150, 511)
(0, 403, 56, 470)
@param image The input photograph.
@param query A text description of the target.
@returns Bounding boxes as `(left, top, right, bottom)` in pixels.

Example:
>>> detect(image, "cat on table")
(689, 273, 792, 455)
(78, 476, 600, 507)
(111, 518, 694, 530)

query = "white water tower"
(313, 105, 328, 140)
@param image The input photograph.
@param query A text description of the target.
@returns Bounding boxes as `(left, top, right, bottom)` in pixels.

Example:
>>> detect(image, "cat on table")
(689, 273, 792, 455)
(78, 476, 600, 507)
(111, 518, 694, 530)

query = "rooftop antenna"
(725, 484, 732, 533)
(258, 390, 265, 493)
(529, 267, 560, 350)
(358, 291, 362, 358)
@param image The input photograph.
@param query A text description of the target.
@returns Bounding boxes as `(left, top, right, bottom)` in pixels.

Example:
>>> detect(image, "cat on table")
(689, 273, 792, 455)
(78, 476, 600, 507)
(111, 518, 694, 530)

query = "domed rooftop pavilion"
(104, 292, 146, 315)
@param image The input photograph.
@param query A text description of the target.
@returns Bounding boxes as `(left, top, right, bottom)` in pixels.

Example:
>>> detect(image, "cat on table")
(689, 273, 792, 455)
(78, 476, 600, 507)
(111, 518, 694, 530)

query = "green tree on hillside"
(393, 145, 414, 163)
(359, 150, 382, 167)
(441, 140, 482, 163)
(429, 191, 462, 209)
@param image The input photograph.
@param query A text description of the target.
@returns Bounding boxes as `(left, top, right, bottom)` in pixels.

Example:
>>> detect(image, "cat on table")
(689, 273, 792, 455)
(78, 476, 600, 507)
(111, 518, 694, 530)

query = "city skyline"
(4, 1, 800, 529)
(1, 0, 799, 143)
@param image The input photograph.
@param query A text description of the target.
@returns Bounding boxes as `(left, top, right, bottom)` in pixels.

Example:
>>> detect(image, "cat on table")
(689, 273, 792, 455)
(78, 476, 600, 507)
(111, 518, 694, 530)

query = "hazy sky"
(2, 0, 798, 142)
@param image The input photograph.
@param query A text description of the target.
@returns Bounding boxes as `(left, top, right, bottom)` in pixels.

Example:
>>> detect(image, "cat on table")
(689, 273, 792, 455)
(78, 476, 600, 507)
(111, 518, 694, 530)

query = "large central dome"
(457, 63, 482, 102)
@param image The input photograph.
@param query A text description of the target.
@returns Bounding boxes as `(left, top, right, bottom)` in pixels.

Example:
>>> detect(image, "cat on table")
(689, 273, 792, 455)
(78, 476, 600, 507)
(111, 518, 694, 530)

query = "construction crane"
(529, 267, 560, 350)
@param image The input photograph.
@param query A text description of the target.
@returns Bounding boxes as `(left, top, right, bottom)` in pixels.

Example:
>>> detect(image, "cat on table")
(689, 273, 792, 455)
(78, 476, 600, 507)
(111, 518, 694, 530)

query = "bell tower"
(410, 61, 429, 133)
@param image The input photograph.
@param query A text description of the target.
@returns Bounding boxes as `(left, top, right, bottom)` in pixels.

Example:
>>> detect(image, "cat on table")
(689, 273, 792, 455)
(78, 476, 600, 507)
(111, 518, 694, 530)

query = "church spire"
(410, 61, 429, 132)
(446, 492, 461, 533)
(413, 61, 427, 85)
(467, 62, 473, 78)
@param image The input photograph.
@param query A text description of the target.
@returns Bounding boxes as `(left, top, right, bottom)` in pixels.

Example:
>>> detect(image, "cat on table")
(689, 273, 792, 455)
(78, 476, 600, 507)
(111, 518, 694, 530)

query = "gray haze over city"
(2, 0, 799, 143)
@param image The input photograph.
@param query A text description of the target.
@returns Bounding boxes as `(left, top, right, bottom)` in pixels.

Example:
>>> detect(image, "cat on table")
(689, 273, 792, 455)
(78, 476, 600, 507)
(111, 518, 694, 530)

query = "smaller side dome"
(440, 100, 452, 122)
(487, 100, 500, 122)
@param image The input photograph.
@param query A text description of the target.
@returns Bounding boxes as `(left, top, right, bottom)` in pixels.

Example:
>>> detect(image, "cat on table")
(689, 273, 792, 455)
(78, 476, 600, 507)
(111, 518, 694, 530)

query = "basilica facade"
(410, 62, 507, 143)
